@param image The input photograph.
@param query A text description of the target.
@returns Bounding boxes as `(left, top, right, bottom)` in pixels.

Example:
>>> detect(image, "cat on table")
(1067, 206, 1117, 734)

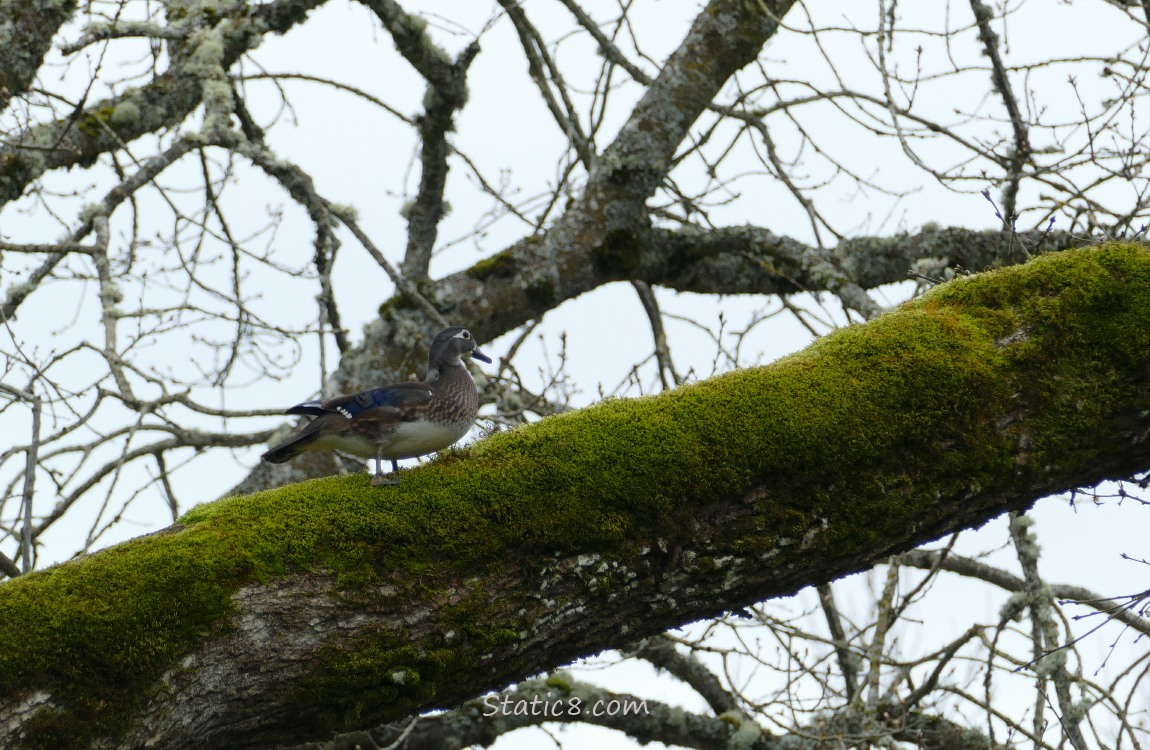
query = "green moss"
(0, 153, 32, 202)
(0, 526, 247, 747)
(465, 249, 518, 281)
(545, 673, 573, 690)
(377, 294, 416, 319)
(300, 638, 458, 730)
(525, 278, 556, 306)
(594, 228, 643, 275)
(3, 243, 1149, 745)
(928, 242, 1150, 473)
(76, 106, 116, 139)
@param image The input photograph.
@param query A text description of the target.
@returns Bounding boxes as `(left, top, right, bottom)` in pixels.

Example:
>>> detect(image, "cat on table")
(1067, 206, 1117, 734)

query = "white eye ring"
(460, 330, 471, 339)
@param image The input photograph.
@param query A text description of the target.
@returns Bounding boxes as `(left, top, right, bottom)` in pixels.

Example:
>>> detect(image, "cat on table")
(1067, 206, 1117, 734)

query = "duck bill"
(471, 347, 493, 364)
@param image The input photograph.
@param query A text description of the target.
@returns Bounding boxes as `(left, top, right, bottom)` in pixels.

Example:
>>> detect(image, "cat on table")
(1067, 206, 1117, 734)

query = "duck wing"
(286, 383, 434, 419)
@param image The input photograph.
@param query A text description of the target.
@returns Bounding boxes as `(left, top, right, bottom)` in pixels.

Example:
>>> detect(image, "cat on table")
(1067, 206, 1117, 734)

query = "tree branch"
(628, 635, 744, 717)
(2, 244, 1148, 748)
(361, 0, 480, 280)
(0, 0, 77, 112)
(898, 550, 1150, 639)
(0, 0, 326, 206)
(970, 0, 1031, 224)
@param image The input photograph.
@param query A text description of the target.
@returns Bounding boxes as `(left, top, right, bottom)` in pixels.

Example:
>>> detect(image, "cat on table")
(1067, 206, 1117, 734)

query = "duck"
(262, 326, 491, 485)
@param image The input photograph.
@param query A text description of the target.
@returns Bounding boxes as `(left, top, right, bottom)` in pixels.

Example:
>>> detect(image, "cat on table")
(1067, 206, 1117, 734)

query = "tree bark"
(1, 243, 1147, 750)
(0, 0, 77, 114)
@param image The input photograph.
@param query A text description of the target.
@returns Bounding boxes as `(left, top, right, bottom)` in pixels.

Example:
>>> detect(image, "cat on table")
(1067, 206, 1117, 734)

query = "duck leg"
(371, 453, 401, 486)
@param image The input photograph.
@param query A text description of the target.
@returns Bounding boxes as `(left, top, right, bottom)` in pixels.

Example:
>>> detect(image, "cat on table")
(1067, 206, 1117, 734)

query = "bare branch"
(818, 583, 860, 702)
(628, 635, 745, 717)
(630, 281, 683, 389)
(900, 549, 1150, 640)
(361, 0, 481, 279)
(969, 0, 1032, 224)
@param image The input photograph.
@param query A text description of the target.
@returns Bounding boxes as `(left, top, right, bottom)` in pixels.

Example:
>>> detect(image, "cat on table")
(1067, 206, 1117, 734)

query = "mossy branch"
(1, 244, 1148, 750)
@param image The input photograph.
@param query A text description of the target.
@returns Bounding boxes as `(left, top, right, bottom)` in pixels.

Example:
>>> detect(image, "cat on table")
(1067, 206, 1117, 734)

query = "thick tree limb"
(0, 0, 77, 113)
(1, 245, 1148, 749)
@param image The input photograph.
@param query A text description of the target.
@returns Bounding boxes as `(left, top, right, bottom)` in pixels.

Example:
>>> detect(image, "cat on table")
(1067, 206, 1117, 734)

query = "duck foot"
(370, 458, 401, 486)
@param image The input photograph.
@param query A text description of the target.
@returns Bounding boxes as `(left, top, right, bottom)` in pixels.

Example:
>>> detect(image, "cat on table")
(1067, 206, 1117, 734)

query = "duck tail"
(261, 440, 303, 464)
(261, 418, 325, 464)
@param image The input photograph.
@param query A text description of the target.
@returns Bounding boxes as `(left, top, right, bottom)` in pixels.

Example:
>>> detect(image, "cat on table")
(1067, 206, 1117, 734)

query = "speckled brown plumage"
(262, 327, 491, 485)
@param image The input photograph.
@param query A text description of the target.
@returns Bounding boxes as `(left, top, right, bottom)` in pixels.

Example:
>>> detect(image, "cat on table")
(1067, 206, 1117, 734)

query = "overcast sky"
(1, 2, 1147, 747)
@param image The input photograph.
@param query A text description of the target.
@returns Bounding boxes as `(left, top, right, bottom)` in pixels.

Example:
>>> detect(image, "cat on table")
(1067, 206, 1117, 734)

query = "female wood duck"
(262, 326, 492, 485)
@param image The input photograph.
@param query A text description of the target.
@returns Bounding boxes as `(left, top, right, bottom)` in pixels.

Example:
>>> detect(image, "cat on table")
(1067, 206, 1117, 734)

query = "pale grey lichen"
(998, 591, 1027, 622)
(3, 281, 35, 309)
(78, 203, 109, 226)
(1031, 648, 1067, 678)
(327, 203, 360, 223)
(179, 23, 237, 138)
(100, 282, 125, 308)
(110, 101, 141, 128)
(184, 27, 226, 77)
(200, 79, 235, 135)
(719, 711, 764, 750)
